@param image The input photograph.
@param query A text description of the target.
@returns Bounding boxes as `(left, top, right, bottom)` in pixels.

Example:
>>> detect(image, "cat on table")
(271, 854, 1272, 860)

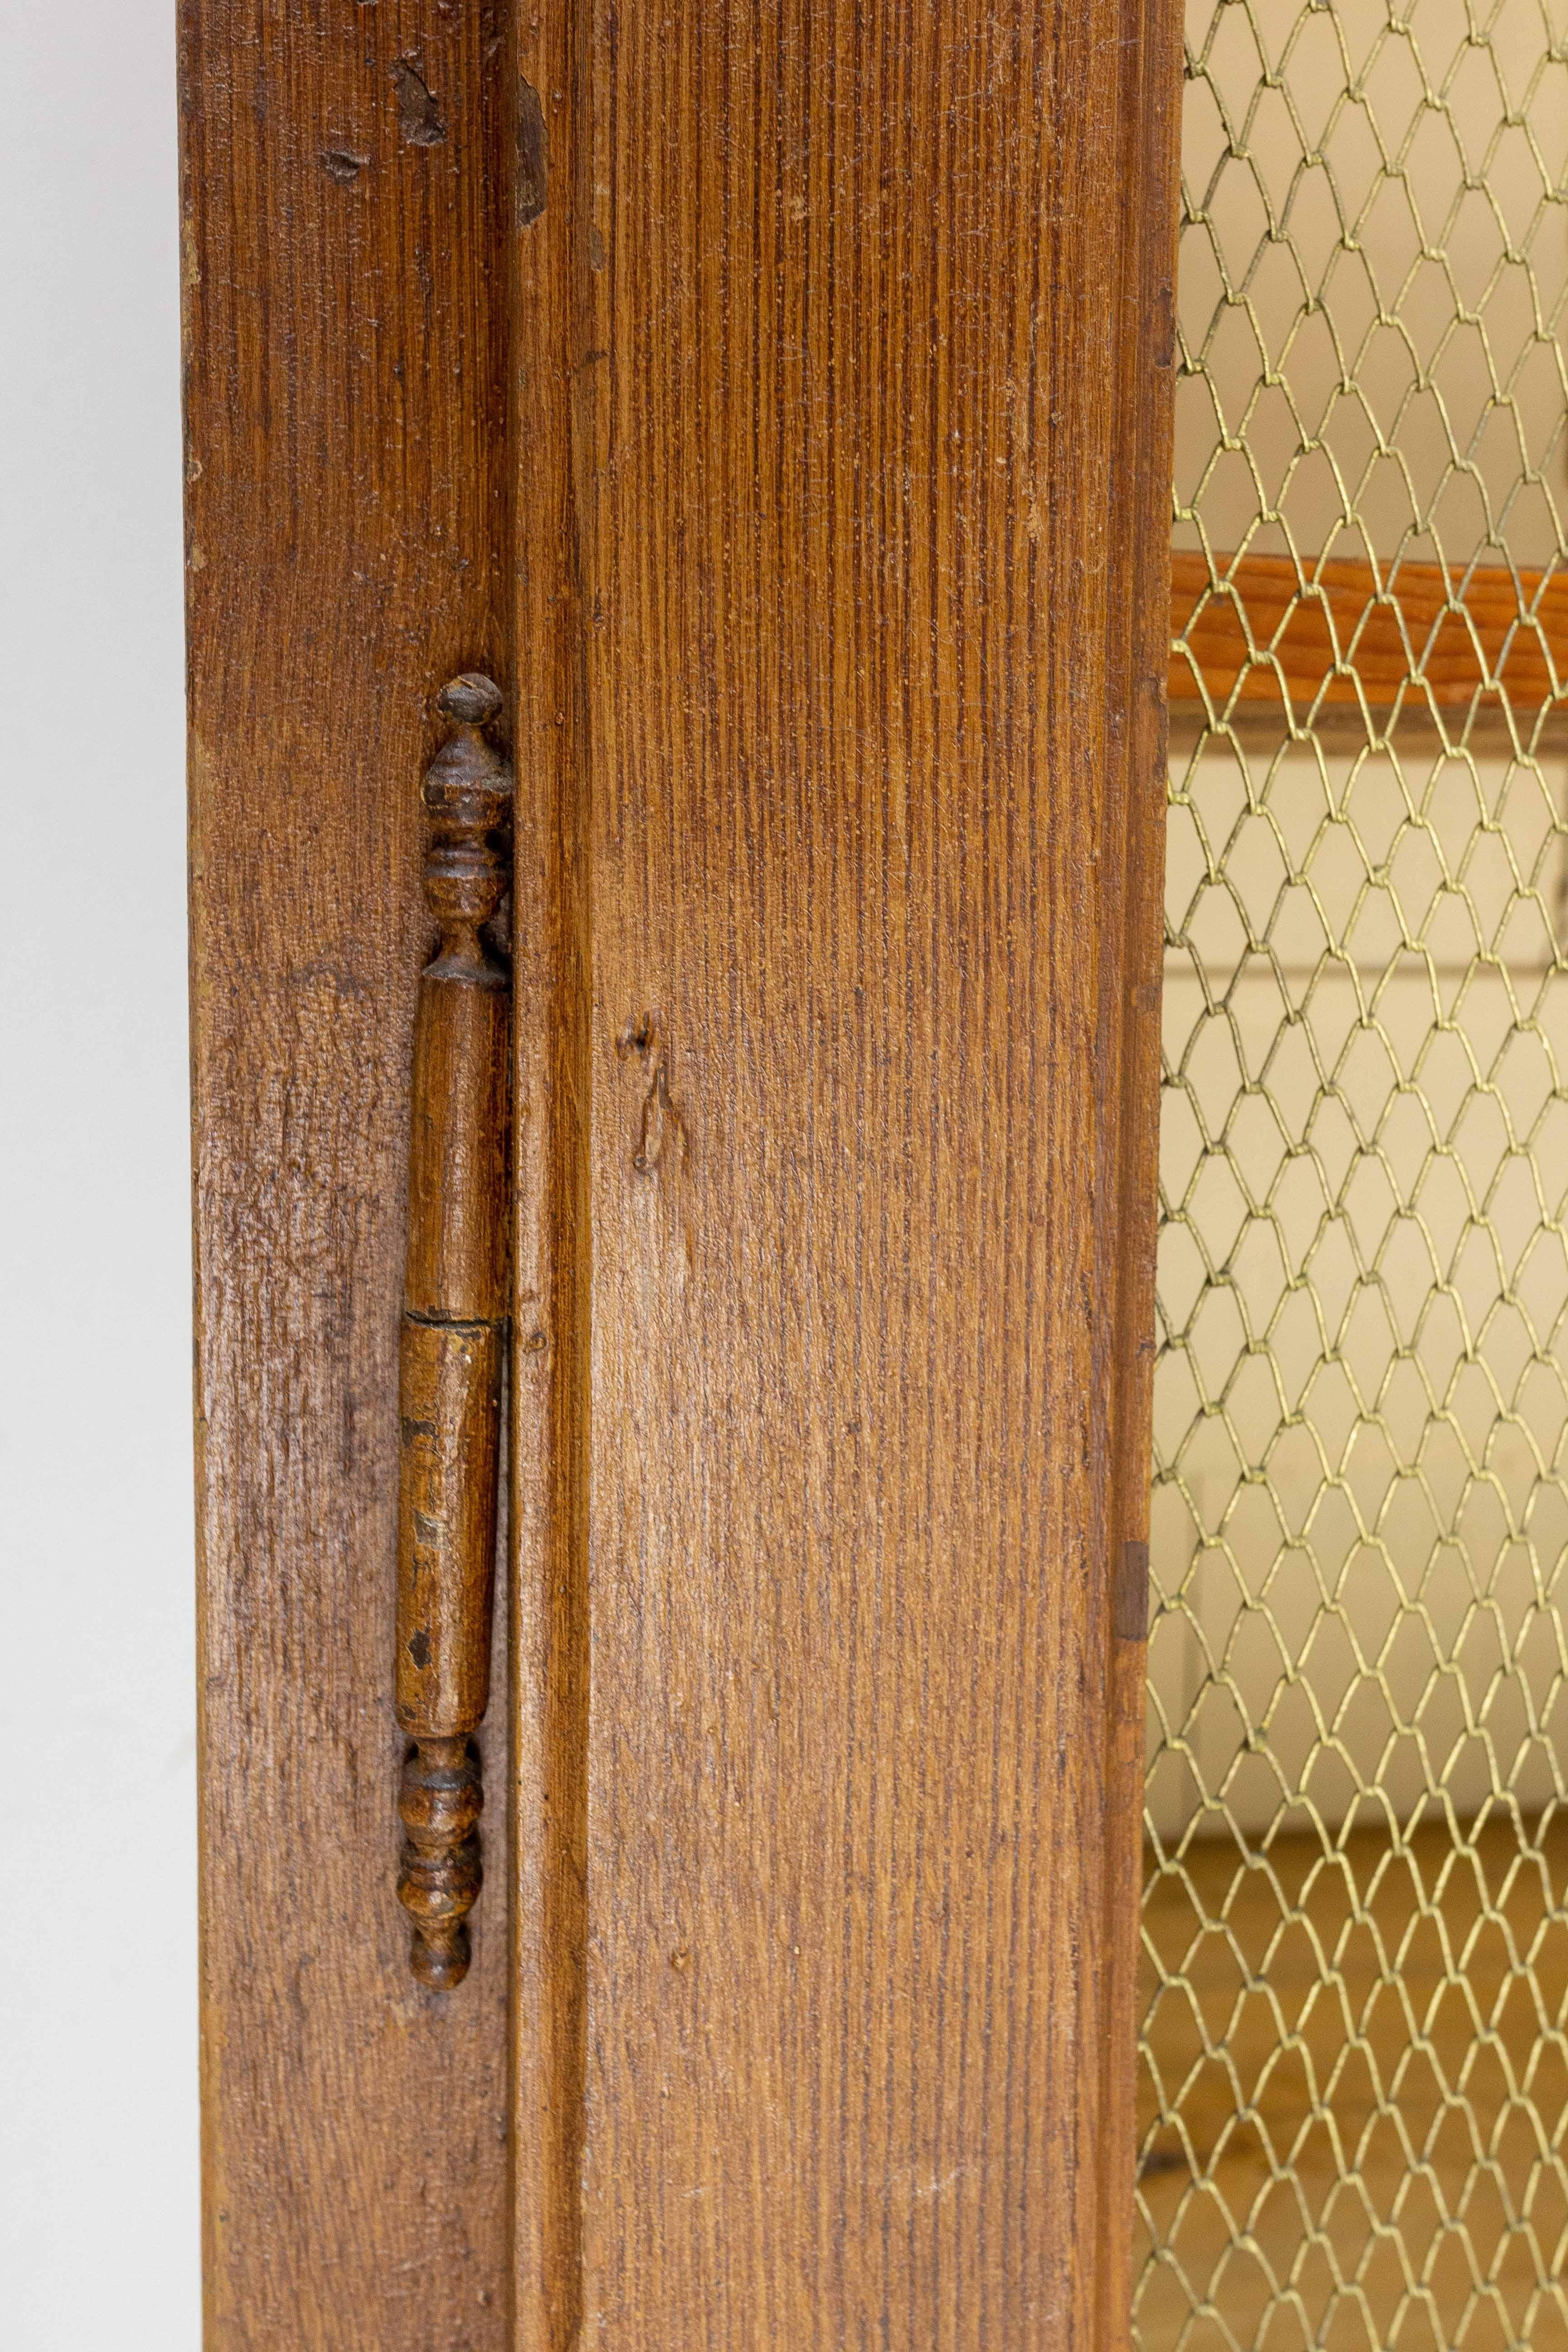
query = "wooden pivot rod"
(395, 675, 512, 1988)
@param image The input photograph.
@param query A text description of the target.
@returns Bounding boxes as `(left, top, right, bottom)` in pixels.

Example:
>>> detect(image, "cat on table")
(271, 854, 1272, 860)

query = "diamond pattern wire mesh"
(1139, 4, 1568, 2350)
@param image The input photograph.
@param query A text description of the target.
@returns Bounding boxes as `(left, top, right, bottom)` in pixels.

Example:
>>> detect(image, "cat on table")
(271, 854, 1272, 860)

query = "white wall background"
(1, 3, 198, 2344)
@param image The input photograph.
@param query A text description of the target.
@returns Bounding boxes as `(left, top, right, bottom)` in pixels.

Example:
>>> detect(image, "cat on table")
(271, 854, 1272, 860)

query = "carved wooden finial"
(394, 675, 513, 1989)
(436, 671, 504, 727)
(397, 1737, 484, 1989)
(419, 673, 513, 960)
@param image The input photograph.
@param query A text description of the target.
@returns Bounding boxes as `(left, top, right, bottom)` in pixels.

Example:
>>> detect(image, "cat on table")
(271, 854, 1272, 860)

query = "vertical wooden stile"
(1094, 4, 1187, 2338)
(181, 6, 513, 2343)
(507, 0, 1186, 2344)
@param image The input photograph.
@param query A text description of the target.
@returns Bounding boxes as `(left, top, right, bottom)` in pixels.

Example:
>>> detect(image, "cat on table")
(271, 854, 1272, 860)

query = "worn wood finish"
(395, 675, 512, 1989)
(560, 0, 1184, 2342)
(1171, 549, 1568, 716)
(188, 0, 1183, 2333)
(181, 4, 511, 2343)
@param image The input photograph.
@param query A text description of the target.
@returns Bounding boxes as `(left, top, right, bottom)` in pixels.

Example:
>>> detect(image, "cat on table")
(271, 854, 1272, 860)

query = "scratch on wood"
(617, 1013, 686, 1175)
(517, 78, 548, 225)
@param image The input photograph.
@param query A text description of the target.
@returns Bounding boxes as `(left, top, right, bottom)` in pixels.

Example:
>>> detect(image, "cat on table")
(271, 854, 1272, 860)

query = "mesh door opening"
(1140, 4, 1568, 2348)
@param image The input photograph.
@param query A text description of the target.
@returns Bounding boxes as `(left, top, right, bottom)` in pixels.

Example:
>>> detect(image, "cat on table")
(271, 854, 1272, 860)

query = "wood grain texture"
(1171, 549, 1568, 715)
(181, 4, 511, 2342)
(509, 5, 594, 2343)
(561, 0, 1184, 2343)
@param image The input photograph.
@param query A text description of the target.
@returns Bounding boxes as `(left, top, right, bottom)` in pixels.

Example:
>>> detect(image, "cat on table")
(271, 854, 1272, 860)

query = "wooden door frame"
(182, 3, 1182, 2344)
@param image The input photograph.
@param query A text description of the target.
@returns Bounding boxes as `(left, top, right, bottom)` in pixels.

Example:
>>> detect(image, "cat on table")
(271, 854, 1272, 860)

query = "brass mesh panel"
(1140, 4, 1568, 2349)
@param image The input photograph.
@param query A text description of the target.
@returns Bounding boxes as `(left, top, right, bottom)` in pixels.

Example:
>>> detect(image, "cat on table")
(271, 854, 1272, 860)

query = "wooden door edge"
(1092, 1, 1186, 2345)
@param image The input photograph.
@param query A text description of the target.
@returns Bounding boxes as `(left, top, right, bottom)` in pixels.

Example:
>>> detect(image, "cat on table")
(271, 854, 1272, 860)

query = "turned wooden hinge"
(394, 675, 512, 1989)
